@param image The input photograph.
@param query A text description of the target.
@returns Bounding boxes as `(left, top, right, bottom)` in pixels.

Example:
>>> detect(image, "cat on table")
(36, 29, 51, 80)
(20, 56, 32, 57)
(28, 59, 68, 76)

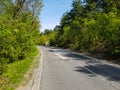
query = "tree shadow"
(48, 50, 54, 52)
(64, 53, 90, 60)
(48, 48, 120, 82)
(75, 66, 97, 77)
(75, 64, 120, 82)
(48, 49, 69, 53)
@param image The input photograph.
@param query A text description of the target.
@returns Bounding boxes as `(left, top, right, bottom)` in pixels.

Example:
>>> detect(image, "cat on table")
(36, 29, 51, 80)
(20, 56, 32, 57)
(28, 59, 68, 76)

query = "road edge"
(25, 46, 44, 90)
(32, 46, 44, 90)
(38, 46, 44, 90)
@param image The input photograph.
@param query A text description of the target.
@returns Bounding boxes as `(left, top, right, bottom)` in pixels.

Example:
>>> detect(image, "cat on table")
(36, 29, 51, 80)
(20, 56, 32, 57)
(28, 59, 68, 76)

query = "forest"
(39, 0, 120, 61)
(0, 0, 42, 88)
(0, 0, 120, 89)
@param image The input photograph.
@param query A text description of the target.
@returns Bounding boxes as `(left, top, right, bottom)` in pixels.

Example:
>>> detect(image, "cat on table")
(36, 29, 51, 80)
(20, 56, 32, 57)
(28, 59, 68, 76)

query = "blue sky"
(40, 0, 73, 32)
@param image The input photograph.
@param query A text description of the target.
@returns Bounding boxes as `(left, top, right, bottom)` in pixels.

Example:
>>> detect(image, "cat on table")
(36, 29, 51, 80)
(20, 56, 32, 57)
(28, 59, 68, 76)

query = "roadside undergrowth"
(0, 50, 40, 90)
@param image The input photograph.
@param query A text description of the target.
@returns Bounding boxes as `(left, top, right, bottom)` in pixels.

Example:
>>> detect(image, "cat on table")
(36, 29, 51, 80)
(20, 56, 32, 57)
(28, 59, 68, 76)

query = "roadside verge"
(17, 46, 44, 90)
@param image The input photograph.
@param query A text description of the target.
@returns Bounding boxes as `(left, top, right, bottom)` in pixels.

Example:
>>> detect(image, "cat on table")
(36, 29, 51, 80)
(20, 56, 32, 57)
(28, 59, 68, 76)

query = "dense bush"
(0, 0, 42, 74)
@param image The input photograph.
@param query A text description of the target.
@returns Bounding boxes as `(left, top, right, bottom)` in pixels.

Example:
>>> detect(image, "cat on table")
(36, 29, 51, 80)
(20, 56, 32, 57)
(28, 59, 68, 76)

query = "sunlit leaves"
(45, 0, 120, 59)
(0, 0, 42, 74)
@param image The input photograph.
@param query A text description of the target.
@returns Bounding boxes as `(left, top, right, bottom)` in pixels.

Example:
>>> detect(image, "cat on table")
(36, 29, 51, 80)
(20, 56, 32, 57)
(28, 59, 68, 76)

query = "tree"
(0, 0, 42, 74)
(47, 0, 120, 59)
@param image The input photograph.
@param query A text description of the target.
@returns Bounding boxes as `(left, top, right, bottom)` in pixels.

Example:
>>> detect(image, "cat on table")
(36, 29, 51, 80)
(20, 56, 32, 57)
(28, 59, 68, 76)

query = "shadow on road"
(75, 64, 120, 82)
(64, 53, 89, 60)
(48, 49, 68, 53)
(48, 48, 120, 82)
(48, 50, 54, 52)
(64, 53, 102, 64)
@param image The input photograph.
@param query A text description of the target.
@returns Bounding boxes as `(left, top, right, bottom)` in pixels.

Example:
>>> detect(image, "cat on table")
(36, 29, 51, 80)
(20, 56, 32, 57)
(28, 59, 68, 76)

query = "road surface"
(39, 46, 120, 90)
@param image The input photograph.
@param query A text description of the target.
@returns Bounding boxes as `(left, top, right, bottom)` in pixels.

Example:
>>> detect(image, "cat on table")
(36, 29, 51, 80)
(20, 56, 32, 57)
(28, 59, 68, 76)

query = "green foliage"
(0, 50, 38, 90)
(0, 0, 42, 74)
(38, 35, 47, 45)
(46, 0, 120, 59)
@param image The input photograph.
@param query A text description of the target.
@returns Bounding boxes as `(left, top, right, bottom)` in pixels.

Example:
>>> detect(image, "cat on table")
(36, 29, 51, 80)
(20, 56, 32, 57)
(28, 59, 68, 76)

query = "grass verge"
(0, 50, 39, 90)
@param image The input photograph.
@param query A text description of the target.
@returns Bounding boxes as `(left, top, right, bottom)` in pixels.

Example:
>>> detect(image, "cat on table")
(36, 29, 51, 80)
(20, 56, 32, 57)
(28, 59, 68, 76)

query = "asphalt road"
(40, 46, 120, 90)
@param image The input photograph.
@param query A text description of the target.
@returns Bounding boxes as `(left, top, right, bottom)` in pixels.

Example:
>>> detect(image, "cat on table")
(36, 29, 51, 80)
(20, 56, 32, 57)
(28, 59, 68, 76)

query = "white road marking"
(55, 53, 68, 59)
(110, 81, 120, 90)
(78, 63, 97, 75)
(54, 49, 120, 90)
(78, 63, 120, 90)
(78, 63, 106, 82)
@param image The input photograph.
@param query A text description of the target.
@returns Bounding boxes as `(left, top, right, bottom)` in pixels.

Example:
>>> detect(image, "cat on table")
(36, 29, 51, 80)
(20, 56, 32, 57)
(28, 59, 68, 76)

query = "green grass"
(0, 50, 39, 90)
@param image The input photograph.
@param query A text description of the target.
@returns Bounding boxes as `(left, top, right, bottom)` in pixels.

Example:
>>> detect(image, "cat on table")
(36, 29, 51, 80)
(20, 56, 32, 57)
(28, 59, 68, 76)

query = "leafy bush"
(0, 0, 42, 74)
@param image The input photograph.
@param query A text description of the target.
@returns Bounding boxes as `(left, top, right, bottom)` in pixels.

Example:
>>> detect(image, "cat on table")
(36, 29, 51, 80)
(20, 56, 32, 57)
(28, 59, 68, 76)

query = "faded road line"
(55, 53, 68, 59)
(78, 63, 120, 90)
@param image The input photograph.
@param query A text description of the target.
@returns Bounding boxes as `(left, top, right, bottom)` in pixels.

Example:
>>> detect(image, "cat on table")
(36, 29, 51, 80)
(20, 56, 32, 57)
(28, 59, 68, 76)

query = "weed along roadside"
(16, 46, 43, 90)
(0, 48, 41, 90)
(0, 0, 43, 89)
(24, 46, 43, 90)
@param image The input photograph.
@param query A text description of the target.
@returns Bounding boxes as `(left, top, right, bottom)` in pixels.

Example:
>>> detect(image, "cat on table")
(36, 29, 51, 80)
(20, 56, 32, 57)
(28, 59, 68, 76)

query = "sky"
(40, 0, 73, 32)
